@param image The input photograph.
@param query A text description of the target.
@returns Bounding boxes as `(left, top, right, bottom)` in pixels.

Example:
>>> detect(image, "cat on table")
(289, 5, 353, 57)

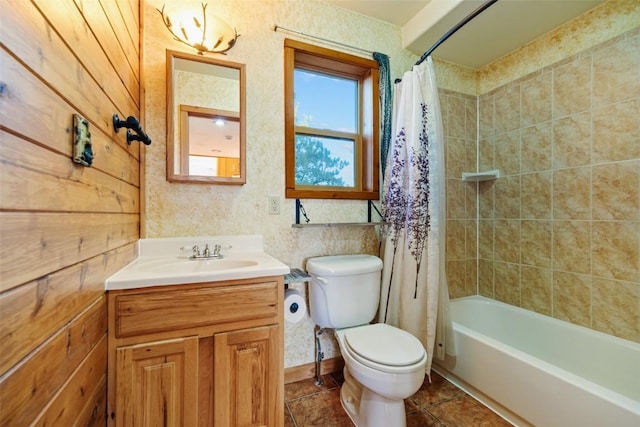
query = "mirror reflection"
(167, 50, 245, 184)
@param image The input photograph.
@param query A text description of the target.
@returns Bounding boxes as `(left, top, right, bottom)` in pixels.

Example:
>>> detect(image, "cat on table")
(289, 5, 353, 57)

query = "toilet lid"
(344, 323, 425, 367)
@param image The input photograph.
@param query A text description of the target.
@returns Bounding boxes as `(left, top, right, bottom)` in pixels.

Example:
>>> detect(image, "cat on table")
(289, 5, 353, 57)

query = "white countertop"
(106, 235, 290, 290)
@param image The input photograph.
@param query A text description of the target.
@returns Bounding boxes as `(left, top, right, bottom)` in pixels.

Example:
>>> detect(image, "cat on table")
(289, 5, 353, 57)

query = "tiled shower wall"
(446, 28, 639, 343)
(442, 89, 479, 299)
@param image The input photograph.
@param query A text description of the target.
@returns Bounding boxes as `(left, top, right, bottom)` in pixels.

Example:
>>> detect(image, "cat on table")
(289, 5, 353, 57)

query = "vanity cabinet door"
(214, 324, 282, 427)
(116, 336, 198, 427)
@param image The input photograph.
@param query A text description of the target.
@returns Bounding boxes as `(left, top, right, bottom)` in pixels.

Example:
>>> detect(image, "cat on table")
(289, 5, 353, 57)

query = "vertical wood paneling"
(0, 0, 141, 425)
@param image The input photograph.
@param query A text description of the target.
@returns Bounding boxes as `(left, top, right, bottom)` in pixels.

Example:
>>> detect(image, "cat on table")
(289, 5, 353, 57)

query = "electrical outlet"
(268, 196, 280, 215)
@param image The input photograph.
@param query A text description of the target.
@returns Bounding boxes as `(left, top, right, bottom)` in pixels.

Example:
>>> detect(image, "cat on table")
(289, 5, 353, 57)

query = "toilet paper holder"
(283, 268, 311, 288)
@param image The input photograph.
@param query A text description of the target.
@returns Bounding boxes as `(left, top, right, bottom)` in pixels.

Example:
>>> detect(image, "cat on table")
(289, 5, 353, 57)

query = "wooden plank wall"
(0, 0, 141, 425)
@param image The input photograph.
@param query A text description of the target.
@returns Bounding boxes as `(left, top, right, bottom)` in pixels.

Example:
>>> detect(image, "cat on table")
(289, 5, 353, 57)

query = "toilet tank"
(306, 254, 383, 329)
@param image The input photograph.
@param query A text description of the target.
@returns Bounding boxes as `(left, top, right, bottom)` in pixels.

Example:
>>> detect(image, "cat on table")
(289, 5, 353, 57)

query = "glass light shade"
(157, 3, 239, 55)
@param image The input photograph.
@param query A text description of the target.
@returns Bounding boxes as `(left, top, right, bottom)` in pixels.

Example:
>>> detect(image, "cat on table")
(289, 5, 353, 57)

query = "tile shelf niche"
(461, 169, 500, 182)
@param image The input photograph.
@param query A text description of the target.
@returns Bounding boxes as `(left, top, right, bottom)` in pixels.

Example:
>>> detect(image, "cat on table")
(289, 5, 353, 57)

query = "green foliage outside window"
(295, 136, 349, 186)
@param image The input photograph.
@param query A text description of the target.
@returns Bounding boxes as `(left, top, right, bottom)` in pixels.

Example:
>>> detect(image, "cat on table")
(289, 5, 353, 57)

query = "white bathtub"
(433, 296, 640, 427)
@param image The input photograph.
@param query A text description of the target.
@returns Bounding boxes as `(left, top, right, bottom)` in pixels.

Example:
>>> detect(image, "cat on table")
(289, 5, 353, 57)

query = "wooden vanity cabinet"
(107, 276, 284, 427)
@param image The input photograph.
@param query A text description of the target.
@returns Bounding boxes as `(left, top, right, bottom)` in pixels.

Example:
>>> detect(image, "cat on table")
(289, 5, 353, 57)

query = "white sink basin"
(135, 257, 259, 274)
(106, 235, 289, 290)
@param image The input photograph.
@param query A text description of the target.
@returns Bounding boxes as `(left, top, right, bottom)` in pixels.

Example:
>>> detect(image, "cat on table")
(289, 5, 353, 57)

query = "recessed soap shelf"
(461, 169, 500, 182)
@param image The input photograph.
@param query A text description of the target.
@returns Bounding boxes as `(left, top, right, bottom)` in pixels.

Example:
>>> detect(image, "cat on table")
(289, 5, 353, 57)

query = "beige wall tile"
(521, 172, 552, 219)
(465, 97, 477, 141)
(472, 8, 639, 343)
(494, 84, 521, 134)
(465, 220, 477, 260)
(447, 96, 466, 139)
(553, 167, 591, 220)
(593, 35, 640, 108)
(591, 221, 640, 282)
(478, 95, 495, 139)
(592, 161, 640, 221)
(465, 139, 477, 175)
(478, 137, 494, 172)
(520, 71, 552, 127)
(477, 1, 640, 94)
(478, 259, 494, 298)
(440, 92, 450, 133)
(521, 123, 552, 173)
(465, 259, 478, 296)
(446, 137, 466, 179)
(447, 220, 466, 261)
(494, 130, 521, 176)
(494, 219, 520, 264)
(478, 180, 495, 219)
(592, 277, 640, 342)
(447, 260, 466, 299)
(521, 266, 552, 316)
(465, 183, 478, 219)
(553, 271, 592, 328)
(521, 220, 552, 268)
(553, 55, 592, 119)
(494, 175, 521, 219)
(494, 261, 520, 306)
(553, 112, 592, 169)
(447, 178, 466, 220)
(592, 99, 640, 163)
(553, 220, 591, 275)
(478, 219, 494, 260)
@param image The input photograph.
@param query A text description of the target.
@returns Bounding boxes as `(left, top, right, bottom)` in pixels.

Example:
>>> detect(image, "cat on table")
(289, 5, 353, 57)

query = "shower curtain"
(379, 56, 455, 376)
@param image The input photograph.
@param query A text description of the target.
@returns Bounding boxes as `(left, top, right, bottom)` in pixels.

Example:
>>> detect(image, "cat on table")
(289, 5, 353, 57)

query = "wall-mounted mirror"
(166, 50, 246, 184)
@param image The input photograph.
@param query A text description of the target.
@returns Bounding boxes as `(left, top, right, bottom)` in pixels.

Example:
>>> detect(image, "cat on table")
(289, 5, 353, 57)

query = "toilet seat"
(342, 323, 426, 374)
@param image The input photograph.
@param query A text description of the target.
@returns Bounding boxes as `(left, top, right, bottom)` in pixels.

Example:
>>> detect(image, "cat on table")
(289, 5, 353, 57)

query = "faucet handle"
(192, 245, 200, 257)
(213, 244, 222, 257)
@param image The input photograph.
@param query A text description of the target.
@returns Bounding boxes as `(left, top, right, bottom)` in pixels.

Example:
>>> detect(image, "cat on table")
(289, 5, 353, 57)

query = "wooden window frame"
(284, 39, 380, 200)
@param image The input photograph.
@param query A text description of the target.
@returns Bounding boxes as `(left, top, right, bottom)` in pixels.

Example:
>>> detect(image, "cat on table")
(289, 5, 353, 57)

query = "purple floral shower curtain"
(379, 57, 455, 376)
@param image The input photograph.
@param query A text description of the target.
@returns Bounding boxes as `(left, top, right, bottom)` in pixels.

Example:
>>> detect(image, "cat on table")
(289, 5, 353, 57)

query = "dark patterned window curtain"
(373, 52, 392, 181)
(378, 57, 455, 378)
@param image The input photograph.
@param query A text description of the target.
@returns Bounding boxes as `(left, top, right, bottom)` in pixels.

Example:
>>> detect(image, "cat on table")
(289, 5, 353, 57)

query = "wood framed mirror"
(166, 50, 246, 184)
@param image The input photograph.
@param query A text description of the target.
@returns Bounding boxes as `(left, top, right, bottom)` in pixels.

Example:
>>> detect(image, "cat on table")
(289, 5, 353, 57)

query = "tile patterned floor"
(284, 371, 513, 426)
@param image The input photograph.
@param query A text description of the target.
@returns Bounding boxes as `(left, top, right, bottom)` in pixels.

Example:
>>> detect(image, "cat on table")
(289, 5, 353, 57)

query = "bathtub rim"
(435, 295, 640, 425)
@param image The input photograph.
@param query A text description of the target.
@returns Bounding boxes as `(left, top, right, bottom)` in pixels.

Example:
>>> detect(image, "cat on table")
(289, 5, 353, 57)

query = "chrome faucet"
(188, 243, 226, 260)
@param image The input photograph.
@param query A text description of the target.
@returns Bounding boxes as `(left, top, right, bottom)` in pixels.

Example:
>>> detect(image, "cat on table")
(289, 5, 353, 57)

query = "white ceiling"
(322, 0, 606, 69)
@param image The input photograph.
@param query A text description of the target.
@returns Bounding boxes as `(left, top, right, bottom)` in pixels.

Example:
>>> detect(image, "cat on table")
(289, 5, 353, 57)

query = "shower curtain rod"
(414, 0, 498, 67)
(273, 24, 374, 56)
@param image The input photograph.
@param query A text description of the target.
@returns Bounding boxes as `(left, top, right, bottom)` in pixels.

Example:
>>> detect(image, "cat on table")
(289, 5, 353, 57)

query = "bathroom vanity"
(105, 236, 288, 426)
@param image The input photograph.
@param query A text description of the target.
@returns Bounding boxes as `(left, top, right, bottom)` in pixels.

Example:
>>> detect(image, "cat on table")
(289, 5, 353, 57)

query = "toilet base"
(340, 367, 407, 427)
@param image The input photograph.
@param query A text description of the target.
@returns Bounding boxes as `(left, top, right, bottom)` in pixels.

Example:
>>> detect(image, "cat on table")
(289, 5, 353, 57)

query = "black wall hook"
(113, 114, 152, 145)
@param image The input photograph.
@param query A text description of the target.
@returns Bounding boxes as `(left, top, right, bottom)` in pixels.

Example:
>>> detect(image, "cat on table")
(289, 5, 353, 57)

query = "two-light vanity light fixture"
(156, 2, 239, 55)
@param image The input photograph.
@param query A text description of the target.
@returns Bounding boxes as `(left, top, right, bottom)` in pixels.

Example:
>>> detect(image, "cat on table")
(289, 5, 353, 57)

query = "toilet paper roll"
(284, 288, 306, 323)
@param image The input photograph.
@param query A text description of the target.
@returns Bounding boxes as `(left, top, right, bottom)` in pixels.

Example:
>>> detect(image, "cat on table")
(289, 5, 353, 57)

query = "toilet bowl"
(335, 323, 427, 427)
(306, 255, 427, 427)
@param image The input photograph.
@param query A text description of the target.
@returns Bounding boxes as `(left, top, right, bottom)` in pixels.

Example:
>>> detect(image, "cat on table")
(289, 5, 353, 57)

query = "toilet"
(306, 254, 427, 427)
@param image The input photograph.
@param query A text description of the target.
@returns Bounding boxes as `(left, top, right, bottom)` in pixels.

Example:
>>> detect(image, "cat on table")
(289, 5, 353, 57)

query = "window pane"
(295, 135, 355, 187)
(294, 69, 357, 133)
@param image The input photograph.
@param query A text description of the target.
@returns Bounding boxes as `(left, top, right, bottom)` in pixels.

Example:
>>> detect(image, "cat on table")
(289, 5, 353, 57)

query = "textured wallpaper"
(143, 0, 638, 369)
(143, 0, 419, 368)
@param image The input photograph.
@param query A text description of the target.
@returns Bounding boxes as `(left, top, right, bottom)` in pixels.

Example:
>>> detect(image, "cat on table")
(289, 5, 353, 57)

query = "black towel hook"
(113, 114, 152, 145)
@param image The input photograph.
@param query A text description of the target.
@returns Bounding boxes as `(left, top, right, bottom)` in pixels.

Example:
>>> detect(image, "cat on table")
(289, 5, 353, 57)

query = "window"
(284, 39, 380, 199)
